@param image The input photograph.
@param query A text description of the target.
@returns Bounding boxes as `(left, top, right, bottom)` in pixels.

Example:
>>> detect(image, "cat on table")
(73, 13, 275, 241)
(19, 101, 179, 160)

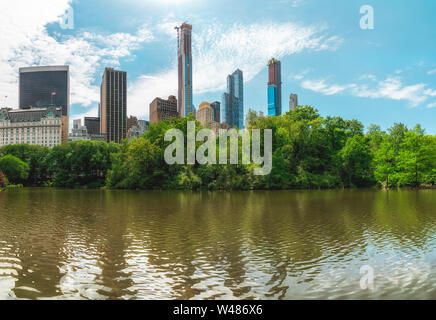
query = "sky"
(0, 0, 435, 133)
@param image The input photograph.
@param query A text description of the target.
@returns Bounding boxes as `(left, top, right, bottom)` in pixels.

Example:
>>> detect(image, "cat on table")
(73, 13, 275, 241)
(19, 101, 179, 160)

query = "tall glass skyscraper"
(19, 65, 70, 142)
(222, 69, 244, 129)
(19, 66, 69, 116)
(176, 22, 193, 118)
(267, 58, 282, 116)
(210, 101, 221, 123)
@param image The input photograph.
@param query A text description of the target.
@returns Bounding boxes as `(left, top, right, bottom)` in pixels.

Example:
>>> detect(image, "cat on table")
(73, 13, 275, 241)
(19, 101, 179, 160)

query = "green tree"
(0, 154, 30, 184)
(339, 135, 374, 187)
(396, 126, 435, 187)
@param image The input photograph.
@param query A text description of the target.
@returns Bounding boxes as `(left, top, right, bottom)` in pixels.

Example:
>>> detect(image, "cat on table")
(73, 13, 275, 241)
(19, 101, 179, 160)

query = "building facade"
(289, 93, 298, 111)
(222, 69, 244, 129)
(69, 119, 89, 142)
(128, 120, 149, 140)
(176, 22, 193, 118)
(210, 101, 221, 123)
(100, 68, 127, 143)
(19, 66, 70, 142)
(84, 117, 100, 135)
(210, 121, 230, 136)
(267, 58, 282, 116)
(196, 102, 215, 127)
(149, 95, 179, 124)
(0, 106, 63, 148)
(127, 116, 138, 132)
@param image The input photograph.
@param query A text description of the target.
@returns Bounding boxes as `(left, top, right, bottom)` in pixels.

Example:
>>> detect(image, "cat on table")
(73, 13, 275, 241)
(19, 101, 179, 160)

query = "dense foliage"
(0, 106, 434, 190)
(0, 140, 120, 188)
(0, 154, 29, 184)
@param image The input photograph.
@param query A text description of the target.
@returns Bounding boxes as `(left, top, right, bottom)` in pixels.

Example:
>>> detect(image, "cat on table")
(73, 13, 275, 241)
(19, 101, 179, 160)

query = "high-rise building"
(100, 68, 127, 143)
(69, 119, 89, 142)
(222, 69, 244, 129)
(149, 95, 179, 124)
(0, 106, 63, 147)
(210, 101, 221, 123)
(289, 93, 298, 111)
(267, 58, 282, 116)
(127, 116, 138, 131)
(19, 66, 70, 142)
(84, 117, 100, 135)
(176, 22, 193, 118)
(196, 102, 215, 127)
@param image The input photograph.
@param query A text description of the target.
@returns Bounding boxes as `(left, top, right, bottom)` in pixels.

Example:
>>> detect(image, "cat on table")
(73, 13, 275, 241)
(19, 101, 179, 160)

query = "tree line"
(0, 106, 434, 190)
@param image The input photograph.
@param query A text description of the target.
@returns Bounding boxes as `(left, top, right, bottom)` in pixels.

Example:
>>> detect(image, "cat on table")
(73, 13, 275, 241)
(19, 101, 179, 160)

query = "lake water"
(0, 188, 435, 300)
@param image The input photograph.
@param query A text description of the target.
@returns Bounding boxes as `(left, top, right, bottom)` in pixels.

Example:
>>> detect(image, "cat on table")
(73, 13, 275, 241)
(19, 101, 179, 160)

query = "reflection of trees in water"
(120, 191, 250, 299)
(0, 189, 435, 299)
(0, 190, 68, 298)
(90, 191, 135, 299)
(372, 190, 436, 248)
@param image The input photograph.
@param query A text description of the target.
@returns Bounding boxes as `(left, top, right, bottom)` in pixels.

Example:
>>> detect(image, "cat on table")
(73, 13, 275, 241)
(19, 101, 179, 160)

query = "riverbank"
(0, 184, 23, 192)
(3, 184, 435, 193)
(1, 108, 435, 191)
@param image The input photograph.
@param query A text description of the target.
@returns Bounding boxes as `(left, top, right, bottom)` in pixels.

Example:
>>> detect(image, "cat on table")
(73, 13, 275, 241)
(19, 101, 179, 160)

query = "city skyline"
(0, 0, 435, 133)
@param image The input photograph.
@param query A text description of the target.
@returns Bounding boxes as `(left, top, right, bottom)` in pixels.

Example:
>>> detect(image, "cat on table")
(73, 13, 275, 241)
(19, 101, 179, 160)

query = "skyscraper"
(84, 117, 100, 135)
(176, 22, 193, 118)
(222, 69, 244, 129)
(196, 102, 215, 127)
(210, 101, 221, 123)
(267, 58, 282, 116)
(19, 66, 70, 141)
(100, 68, 127, 143)
(289, 93, 298, 111)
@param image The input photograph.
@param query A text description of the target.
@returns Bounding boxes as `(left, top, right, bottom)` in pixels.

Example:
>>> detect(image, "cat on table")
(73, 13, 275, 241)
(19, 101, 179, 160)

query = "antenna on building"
(175, 26, 180, 55)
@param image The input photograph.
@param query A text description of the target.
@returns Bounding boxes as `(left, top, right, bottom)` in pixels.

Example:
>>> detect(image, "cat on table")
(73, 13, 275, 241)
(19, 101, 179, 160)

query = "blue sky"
(0, 0, 435, 133)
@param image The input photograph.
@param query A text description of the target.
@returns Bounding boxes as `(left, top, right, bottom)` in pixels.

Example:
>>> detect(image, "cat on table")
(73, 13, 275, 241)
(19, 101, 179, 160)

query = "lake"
(0, 188, 435, 300)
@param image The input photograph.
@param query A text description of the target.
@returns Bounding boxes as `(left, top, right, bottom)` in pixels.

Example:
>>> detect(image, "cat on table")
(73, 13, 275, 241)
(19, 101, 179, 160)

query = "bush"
(0, 155, 29, 184)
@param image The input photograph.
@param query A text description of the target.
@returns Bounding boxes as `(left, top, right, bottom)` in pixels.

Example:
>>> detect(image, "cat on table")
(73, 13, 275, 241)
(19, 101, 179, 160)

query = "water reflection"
(0, 189, 435, 299)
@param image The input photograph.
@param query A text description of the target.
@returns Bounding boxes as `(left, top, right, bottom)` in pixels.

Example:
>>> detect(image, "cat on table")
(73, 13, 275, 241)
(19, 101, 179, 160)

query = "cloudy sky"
(0, 0, 435, 133)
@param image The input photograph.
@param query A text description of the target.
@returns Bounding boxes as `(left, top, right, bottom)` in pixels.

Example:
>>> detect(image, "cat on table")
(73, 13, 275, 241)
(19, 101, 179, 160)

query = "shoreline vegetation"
(0, 106, 434, 191)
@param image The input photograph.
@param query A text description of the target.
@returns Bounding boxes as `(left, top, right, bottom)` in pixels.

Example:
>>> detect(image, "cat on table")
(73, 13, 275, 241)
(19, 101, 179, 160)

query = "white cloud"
(301, 75, 435, 107)
(1, 2, 341, 121)
(128, 69, 178, 118)
(130, 21, 342, 118)
(424, 89, 436, 97)
(293, 68, 313, 80)
(301, 79, 355, 95)
(0, 0, 153, 112)
(427, 102, 436, 109)
(427, 69, 436, 75)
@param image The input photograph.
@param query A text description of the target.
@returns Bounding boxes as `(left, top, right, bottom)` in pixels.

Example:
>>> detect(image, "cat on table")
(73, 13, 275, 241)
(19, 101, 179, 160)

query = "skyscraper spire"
(176, 22, 193, 118)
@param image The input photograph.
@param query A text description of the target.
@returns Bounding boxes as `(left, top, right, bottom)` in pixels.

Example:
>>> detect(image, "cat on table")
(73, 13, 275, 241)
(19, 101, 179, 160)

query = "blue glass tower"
(222, 69, 244, 129)
(267, 58, 282, 116)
